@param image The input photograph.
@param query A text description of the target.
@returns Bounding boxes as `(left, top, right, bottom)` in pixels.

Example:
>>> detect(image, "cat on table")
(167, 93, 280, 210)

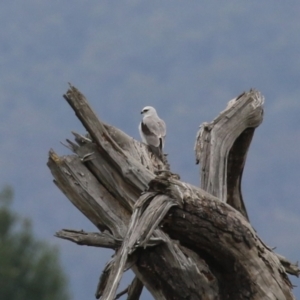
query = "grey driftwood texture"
(49, 85, 299, 300)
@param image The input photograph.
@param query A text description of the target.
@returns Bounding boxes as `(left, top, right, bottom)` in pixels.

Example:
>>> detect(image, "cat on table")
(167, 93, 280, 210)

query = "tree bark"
(48, 85, 299, 299)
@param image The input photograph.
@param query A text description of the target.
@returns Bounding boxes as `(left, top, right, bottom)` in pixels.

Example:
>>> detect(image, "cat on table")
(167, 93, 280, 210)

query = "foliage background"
(0, 186, 70, 300)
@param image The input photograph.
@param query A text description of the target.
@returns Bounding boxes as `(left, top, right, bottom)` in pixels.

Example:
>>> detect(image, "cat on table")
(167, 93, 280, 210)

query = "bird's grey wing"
(140, 119, 160, 147)
(144, 116, 166, 136)
(152, 117, 166, 148)
(157, 118, 166, 138)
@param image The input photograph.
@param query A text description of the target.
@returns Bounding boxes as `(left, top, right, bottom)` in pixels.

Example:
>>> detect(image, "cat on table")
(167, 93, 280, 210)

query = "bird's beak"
(140, 111, 143, 114)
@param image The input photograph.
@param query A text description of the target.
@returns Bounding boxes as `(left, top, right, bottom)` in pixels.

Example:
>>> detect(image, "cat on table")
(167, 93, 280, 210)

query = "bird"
(139, 106, 166, 159)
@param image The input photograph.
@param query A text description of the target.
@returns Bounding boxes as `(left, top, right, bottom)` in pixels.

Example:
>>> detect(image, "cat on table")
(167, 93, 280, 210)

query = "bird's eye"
(144, 109, 148, 112)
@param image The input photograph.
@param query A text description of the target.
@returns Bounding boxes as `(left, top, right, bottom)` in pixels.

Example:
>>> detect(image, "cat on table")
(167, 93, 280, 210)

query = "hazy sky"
(1, 2, 300, 299)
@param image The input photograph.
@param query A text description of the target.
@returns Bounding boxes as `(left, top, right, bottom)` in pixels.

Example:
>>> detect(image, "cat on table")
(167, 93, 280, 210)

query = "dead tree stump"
(48, 85, 299, 300)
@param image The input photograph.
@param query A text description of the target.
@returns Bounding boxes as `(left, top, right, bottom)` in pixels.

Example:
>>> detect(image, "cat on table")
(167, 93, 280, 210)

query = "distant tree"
(0, 186, 70, 300)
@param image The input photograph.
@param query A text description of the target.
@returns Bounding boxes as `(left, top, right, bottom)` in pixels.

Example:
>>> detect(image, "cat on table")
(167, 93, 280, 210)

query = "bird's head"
(141, 106, 157, 117)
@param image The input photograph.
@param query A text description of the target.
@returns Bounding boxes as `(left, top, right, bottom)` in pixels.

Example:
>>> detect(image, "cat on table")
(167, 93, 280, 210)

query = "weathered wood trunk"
(49, 85, 299, 300)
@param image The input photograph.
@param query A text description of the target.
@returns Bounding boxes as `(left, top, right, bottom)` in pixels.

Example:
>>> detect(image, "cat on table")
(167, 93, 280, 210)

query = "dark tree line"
(0, 186, 70, 300)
